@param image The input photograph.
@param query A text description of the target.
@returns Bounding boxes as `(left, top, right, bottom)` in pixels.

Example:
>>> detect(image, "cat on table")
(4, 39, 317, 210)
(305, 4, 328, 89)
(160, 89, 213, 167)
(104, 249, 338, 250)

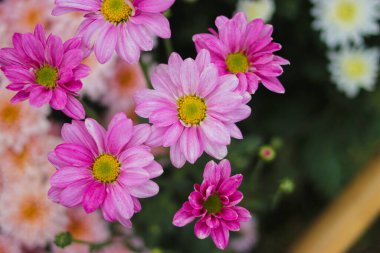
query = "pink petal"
(59, 179, 92, 208)
(55, 143, 93, 167)
(260, 76, 285, 94)
(105, 112, 133, 155)
(131, 13, 171, 38)
(127, 124, 152, 147)
(200, 117, 230, 145)
(119, 147, 154, 168)
(211, 224, 230, 250)
(95, 24, 118, 64)
(50, 87, 68, 110)
(189, 191, 204, 209)
(194, 220, 211, 239)
(233, 206, 252, 222)
(45, 35, 63, 67)
(203, 160, 220, 185)
(61, 120, 97, 155)
(180, 58, 199, 94)
(220, 207, 238, 221)
(118, 168, 150, 187)
(173, 208, 195, 227)
(116, 24, 140, 64)
(198, 64, 218, 98)
(137, 0, 175, 12)
(218, 159, 231, 179)
(219, 174, 243, 197)
(84, 118, 106, 154)
(83, 181, 106, 213)
(128, 180, 159, 198)
(180, 127, 202, 164)
(163, 122, 184, 147)
(50, 167, 91, 188)
(170, 140, 186, 168)
(110, 184, 134, 219)
(62, 95, 85, 120)
(143, 161, 164, 178)
(195, 49, 211, 73)
(29, 86, 52, 108)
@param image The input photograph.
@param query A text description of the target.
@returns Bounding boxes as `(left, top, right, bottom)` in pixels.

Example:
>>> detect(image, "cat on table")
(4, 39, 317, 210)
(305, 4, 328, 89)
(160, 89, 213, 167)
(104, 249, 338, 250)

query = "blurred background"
(1, 0, 380, 252)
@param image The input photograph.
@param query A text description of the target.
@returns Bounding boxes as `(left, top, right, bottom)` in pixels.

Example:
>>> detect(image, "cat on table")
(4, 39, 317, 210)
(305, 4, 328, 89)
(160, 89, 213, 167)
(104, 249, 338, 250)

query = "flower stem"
(164, 38, 174, 58)
(139, 59, 153, 89)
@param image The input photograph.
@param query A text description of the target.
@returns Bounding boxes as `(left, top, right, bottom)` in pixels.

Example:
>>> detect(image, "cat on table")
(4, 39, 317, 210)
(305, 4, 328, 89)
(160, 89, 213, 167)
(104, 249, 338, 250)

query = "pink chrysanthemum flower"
(0, 24, 90, 119)
(48, 112, 163, 227)
(193, 12, 289, 95)
(52, 0, 175, 64)
(172, 160, 252, 250)
(135, 50, 251, 168)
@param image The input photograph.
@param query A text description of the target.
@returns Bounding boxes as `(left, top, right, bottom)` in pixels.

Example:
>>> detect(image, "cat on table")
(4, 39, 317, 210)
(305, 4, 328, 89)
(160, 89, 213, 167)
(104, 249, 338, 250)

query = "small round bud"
(279, 178, 295, 194)
(54, 232, 72, 248)
(259, 145, 276, 162)
(152, 248, 163, 253)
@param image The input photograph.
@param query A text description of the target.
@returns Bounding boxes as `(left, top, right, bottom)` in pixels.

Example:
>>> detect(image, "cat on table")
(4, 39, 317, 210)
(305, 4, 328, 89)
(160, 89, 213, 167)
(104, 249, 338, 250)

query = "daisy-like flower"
(0, 24, 90, 119)
(134, 50, 251, 168)
(0, 91, 49, 154)
(311, 0, 380, 47)
(52, 0, 175, 64)
(172, 160, 251, 250)
(328, 47, 379, 97)
(0, 235, 22, 253)
(53, 208, 109, 253)
(1, 135, 59, 184)
(193, 12, 289, 95)
(0, 177, 68, 248)
(101, 60, 148, 112)
(236, 0, 275, 22)
(48, 112, 163, 227)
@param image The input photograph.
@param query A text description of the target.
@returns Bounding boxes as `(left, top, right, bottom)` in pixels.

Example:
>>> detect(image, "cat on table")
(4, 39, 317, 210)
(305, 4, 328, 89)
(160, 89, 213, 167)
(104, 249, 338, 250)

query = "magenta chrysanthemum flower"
(173, 160, 251, 250)
(134, 50, 251, 168)
(48, 112, 163, 227)
(0, 24, 90, 120)
(193, 12, 290, 95)
(52, 0, 175, 64)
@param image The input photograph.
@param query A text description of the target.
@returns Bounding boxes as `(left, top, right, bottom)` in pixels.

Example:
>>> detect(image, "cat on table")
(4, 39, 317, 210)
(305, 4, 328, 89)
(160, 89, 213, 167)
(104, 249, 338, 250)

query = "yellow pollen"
(1, 104, 20, 124)
(35, 65, 58, 88)
(101, 0, 133, 24)
(92, 154, 121, 183)
(343, 57, 367, 79)
(226, 52, 250, 74)
(335, 2, 357, 23)
(20, 200, 41, 221)
(177, 95, 207, 125)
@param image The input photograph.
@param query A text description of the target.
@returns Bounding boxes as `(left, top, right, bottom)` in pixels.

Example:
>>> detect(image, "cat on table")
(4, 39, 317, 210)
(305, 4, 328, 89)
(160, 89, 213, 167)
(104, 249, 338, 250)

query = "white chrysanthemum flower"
(0, 235, 22, 253)
(311, 0, 380, 47)
(53, 208, 110, 253)
(236, 0, 275, 22)
(0, 178, 68, 248)
(328, 47, 380, 97)
(0, 135, 59, 184)
(0, 91, 50, 154)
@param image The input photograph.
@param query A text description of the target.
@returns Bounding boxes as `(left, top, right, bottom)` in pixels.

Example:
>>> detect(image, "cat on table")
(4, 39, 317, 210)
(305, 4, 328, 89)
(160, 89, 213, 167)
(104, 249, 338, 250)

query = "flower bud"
(54, 232, 72, 248)
(259, 145, 276, 162)
(279, 178, 295, 194)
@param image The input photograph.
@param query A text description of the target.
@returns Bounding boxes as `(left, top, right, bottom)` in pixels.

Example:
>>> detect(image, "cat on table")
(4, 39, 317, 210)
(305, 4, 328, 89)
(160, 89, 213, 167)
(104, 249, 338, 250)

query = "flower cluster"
(0, 0, 289, 250)
(311, 0, 380, 97)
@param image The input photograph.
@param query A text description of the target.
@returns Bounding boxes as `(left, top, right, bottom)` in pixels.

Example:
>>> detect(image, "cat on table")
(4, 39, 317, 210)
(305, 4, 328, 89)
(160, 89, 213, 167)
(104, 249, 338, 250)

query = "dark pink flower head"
(48, 112, 163, 228)
(173, 160, 251, 250)
(52, 0, 175, 64)
(193, 12, 290, 95)
(0, 24, 90, 120)
(134, 50, 251, 168)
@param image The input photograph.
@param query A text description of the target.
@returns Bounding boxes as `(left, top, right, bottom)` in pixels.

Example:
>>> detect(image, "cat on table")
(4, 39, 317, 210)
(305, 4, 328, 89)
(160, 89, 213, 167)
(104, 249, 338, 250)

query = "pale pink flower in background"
(48, 113, 163, 227)
(135, 50, 251, 168)
(53, 208, 110, 253)
(0, 0, 55, 38)
(98, 241, 133, 253)
(0, 24, 90, 119)
(81, 55, 116, 101)
(173, 160, 251, 250)
(193, 12, 289, 95)
(0, 177, 68, 248)
(0, 235, 22, 253)
(0, 91, 49, 154)
(230, 218, 258, 252)
(0, 135, 59, 183)
(52, 0, 175, 63)
(101, 60, 147, 112)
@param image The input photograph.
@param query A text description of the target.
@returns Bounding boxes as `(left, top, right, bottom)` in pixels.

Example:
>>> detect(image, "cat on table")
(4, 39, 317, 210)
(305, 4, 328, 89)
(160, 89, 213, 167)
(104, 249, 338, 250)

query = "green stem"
(164, 38, 174, 58)
(139, 59, 153, 89)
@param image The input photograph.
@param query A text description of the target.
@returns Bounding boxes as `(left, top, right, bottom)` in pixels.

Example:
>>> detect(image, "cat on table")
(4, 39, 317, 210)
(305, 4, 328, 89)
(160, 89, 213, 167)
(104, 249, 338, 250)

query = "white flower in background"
(328, 47, 380, 97)
(311, 0, 380, 47)
(236, 0, 275, 22)
(0, 91, 50, 154)
(0, 177, 68, 248)
(0, 235, 22, 253)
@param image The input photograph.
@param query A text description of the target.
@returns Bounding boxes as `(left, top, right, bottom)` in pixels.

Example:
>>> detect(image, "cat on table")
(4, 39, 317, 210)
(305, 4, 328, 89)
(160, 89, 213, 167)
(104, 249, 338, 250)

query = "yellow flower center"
(343, 57, 367, 79)
(335, 2, 357, 23)
(92, 154, 121, 183)
(20, 200, 41, 221)
(101, 0, 133, 24)
(35, 65, 58, 88)
(226, 52, 249, 74)
(1, 104, 20, 124)
(177, 95, 207, 125)
(203, 194, 222, 214)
